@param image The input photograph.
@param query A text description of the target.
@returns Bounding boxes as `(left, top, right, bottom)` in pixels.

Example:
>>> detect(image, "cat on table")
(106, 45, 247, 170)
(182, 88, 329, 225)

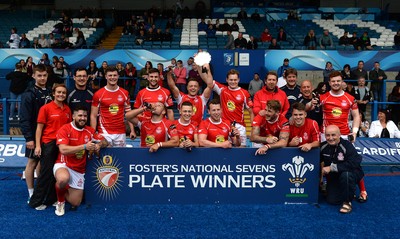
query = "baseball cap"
(284, 58, 289, 62)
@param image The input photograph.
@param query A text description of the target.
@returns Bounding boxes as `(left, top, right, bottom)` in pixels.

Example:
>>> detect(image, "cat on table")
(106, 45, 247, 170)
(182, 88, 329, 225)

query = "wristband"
(84, 144, 86, 150)
(157, 142, 163, 148)
(352, 127, 359, 134)
(265, 144, 271, 149)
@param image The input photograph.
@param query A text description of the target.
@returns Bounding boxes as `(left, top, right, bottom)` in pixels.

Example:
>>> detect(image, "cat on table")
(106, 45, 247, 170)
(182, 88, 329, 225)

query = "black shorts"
(25, 147, 40, 160)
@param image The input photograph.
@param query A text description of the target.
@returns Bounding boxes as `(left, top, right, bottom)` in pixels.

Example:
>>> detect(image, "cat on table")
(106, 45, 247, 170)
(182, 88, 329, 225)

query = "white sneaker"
(55, 202, 65, 216)
(35, 204, 47, 210)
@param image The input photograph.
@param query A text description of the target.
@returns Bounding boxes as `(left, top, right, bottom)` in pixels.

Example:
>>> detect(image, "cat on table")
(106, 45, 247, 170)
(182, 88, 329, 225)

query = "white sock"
(28, 188, 34, 198)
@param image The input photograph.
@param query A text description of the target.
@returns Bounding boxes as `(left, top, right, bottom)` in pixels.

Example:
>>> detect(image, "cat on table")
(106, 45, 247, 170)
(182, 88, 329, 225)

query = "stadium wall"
(0, 49, 399, 97)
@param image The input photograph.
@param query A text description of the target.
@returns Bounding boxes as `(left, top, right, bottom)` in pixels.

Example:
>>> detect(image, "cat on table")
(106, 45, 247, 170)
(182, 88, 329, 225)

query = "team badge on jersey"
(156, 126, 162, 134)
(117, 95, 123, 102)
(337, 152, 344, 161)
(303, 132, 309, 141)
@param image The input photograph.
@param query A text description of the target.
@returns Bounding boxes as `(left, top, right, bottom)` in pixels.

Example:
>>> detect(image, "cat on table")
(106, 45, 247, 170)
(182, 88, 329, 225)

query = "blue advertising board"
(0, 139, 27, 167)
(84, 148, 320, 204)
(1, 138, 400, 168)
(354, 138, 400, 164)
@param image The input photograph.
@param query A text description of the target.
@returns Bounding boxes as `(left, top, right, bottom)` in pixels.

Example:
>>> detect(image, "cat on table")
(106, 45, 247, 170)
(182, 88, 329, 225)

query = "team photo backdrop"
(1, 138, 399, 168)
(84, 148, 320, 204)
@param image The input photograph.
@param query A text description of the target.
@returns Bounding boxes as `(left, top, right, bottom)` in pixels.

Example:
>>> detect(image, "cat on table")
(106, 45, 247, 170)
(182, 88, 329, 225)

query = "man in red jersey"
(167, 63, 212, 125)
(319, 71, 366, 202)
(201, 66, 253, 146)
(173, 101, 199, 149)
(288, 102, 320, 152)
(250, 100, 289, 155)
(54, 106, 108, 216)
(253, 72, 290, 118)
(198, 99, 241, 148)
(90, 66, 134, 147)
(126, 102, 179, 152)
(320, 71, 360, 142)
(134, 68, 174, 121)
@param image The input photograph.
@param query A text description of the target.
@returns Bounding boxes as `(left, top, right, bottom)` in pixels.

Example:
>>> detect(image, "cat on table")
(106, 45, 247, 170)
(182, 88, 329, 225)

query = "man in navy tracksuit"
(20, 64, 52, 205)
(320, 125, 364, 214)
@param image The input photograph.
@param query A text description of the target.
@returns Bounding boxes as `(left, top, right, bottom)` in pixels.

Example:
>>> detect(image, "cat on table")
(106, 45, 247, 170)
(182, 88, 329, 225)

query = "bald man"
(320, 125, 364, 214)
(297, 80, 323, 128)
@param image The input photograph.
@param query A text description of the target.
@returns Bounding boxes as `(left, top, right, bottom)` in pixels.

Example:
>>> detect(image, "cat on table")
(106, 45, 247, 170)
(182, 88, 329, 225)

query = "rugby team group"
(17, 55, 367, 216)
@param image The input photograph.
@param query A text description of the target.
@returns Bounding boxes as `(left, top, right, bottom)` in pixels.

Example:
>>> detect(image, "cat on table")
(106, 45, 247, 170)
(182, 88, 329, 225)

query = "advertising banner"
(354, 138, 400, 164)
(0, 140, 27, 167)
(1, 139, 400, 169)
(85, 148, 320, 204)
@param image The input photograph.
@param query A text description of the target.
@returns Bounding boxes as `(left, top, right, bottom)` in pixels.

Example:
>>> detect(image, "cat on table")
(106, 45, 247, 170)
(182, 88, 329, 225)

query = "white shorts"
(236, 123, 247, 146)
(53, 163, 85, 190)
(102, 133, 126, 147)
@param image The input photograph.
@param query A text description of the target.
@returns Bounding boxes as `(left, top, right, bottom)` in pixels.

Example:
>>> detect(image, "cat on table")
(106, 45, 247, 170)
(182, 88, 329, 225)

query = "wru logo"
(282, 156, 314, 187)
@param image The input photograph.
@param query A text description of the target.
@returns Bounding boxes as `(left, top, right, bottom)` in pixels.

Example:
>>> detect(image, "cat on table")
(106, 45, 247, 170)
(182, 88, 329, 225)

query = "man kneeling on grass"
(54, 106, 108, 216)
(320, 125, 364, 214)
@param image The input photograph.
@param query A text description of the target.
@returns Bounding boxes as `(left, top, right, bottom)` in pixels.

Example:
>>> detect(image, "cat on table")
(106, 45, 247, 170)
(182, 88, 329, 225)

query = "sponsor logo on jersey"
(331, 107, 342, 117)
(216, 135, 225, 143)
(145, 135, 156, 145)
(227, 100, 236, 112)
(109, 104, 119, 115)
